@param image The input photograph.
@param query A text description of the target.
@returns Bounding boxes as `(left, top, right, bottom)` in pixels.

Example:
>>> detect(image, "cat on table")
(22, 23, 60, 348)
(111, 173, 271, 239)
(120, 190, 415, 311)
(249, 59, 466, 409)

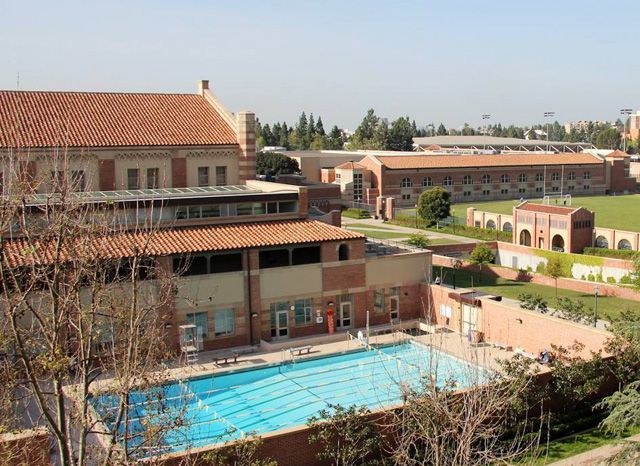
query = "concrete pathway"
(547, 433, 640, 465)
(342, 216, 478, 244)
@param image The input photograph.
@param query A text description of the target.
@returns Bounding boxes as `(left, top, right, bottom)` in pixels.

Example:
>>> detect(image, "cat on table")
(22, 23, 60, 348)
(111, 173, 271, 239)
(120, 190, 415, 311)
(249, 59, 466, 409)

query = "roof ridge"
(0, 89, 200, 97)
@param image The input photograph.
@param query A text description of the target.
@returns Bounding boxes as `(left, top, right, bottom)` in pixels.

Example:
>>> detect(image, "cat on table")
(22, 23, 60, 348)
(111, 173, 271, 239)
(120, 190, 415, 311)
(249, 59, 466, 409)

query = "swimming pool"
(91, 341, 484, 456)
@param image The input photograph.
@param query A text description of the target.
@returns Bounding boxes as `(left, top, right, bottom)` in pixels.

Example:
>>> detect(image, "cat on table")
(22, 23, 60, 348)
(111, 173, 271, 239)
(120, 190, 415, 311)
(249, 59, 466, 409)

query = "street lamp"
(414, 203, 418, 229)
(620, 109, 633, 153)
(452, 208, 456, 234)
(482, 114, 491, 151)
(593, 284, 599, 328)
(544, 111, 555, 153)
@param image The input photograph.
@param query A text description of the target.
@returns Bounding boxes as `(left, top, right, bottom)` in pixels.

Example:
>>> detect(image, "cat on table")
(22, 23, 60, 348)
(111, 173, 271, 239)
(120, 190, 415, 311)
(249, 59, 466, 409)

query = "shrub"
(606, 276, 617, 284)
(342, 208, 371, 219)
(555, 297, 591, 324)
(406, 233, 431, 248)
(536, 262, 546, 274)
(596, 273, 603, 283)
(580, 274, 586, 281)
(587, 273, 595, 282)
(620, 275, 633, 285)
(526, 266, 533, 272)
(519, 293, 549, 313)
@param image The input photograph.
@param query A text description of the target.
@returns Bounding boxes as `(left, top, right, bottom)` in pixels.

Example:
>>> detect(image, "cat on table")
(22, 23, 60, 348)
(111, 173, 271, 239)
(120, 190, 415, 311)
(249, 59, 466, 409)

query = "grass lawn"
(399, 194, 640, 232)
(343, 227, 409, 239)
(342, 223, 395, 230)
(523, 426, 640, 465)
(434, 266, 640, 320)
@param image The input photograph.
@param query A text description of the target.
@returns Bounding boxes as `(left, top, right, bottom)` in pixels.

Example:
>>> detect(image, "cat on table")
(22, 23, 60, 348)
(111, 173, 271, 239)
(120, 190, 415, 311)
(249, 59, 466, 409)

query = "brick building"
(0, 80, 256, 192)
(511, 202, 595, 253)
(1, 82, 431, 353)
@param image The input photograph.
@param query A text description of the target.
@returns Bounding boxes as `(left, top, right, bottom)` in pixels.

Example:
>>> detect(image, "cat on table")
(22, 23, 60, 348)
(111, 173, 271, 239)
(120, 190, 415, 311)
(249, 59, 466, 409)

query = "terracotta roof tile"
(516, 202, 576, 215)
(0, 90, 238, 148)
(376, 152, 602, 169)
(335, 162, 366, 170)
(2, 219, 364, 268)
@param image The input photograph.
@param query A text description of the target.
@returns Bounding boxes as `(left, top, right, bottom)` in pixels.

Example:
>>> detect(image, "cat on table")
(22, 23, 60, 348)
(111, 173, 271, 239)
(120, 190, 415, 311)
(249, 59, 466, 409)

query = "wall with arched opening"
(519, 229, 531, 247)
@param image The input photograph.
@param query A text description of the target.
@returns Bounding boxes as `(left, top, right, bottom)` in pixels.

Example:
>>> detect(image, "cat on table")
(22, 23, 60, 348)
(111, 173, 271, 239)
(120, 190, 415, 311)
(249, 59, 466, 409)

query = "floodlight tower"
(620, 109, 633, 153)
(482, 114, 491, 151)
(544, 111, 555, 153)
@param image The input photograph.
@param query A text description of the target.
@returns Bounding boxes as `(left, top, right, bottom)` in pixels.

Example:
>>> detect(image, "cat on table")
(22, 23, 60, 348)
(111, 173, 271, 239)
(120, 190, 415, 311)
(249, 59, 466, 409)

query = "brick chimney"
(237, 111, 256, 182)
(198, 80, 209, 95)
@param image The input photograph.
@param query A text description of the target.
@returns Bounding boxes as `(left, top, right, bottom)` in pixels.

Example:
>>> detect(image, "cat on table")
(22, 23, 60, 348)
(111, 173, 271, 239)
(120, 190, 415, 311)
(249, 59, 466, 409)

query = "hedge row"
(583, 247, 638, 260)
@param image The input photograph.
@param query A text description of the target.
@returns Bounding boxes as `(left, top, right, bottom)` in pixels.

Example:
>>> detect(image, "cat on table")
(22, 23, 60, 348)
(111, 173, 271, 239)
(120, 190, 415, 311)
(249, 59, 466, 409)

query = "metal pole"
(366, 310, 370, 346)
(594, 285, 599, 328)
(621, 109, 632, 153)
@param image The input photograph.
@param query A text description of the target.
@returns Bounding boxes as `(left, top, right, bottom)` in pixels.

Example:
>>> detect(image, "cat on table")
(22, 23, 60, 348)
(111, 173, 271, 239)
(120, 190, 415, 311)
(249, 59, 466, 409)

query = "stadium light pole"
(482, 114, 491, 151)
(544, 111, 555, 153)
(620, 109, 633, 153)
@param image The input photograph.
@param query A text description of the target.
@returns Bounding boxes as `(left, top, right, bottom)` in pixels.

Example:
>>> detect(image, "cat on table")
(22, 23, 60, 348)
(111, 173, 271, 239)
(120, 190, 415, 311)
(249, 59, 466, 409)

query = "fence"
(346, 201, 376, 212)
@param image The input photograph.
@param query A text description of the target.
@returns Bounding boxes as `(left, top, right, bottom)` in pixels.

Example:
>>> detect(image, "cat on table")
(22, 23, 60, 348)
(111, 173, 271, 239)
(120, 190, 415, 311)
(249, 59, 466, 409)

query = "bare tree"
(0, 149, 181, 465)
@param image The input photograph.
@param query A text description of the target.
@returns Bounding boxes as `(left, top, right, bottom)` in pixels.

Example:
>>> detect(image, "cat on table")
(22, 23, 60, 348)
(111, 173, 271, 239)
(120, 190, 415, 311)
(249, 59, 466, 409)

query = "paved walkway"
(547, 433, 640, 465)
(342, 216, 478, 244)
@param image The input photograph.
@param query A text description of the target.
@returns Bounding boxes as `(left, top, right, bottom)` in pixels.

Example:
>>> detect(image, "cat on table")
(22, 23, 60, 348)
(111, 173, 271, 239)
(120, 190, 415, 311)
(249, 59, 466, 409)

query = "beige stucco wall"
(175, 272, 245, 309)
(114, 155, 173, 190)
(366, 252, 430, 287)
(185, 153, 239, 187)
(260, 264, 323, 300)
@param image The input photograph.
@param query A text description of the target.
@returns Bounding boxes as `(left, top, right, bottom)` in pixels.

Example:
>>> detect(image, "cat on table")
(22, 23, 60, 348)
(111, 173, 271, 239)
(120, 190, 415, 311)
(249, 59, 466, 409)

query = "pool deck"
(89, 326, 547, 394)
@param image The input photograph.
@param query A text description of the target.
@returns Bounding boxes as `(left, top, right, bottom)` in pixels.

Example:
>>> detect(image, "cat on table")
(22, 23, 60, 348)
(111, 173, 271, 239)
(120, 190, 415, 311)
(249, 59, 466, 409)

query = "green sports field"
(403, 194, 640, 232)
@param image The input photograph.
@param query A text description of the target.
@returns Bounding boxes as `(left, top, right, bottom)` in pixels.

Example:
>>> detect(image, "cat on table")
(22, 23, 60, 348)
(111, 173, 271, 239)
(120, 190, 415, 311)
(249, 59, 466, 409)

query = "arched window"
(517, 173, 527, 183)
(422, 177, 432, 187)
(535, 172, 544, 182)
(502, 222, 513, 232)
(500, 174, 510, 183)
(567, 172, 576, 181)
(463, 175, 473, 185)
(552, 172, 560, 181)
(486, 220, 496, 230)
(595, 236, 609, 248)
(443, 176, 452, 186)
(618, 239, 632, 250)
(338, 243, 349, 261)
(400, 177, 413, 188)
(482, 174, 491, 184)
(584, 171, 592, 180)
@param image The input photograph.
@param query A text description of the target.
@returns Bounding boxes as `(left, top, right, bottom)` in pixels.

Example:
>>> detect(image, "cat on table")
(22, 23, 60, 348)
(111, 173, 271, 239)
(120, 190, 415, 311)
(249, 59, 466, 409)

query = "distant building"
(626, 111, 640, 141)
(413, 135, 595, 153)
(564, 120, 612, 134)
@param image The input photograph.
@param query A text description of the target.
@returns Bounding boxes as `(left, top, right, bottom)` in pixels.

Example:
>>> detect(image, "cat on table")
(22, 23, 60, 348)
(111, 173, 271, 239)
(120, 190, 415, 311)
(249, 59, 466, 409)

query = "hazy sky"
(2, 0, 639, 130)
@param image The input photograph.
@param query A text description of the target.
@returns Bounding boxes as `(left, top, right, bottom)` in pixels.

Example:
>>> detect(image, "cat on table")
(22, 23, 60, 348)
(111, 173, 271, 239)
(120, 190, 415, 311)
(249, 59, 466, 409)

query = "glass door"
(276, 310, 289, 339)
(338, 301, 352, 329)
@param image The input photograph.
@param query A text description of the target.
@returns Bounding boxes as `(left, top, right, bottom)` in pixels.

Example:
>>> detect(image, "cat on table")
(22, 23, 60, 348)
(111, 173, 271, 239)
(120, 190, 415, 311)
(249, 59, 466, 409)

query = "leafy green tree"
(256, 152, 299, 176)
(350, 109, 380, 149)
(328, 125, 345, 150)
(310, 133, 329, 150)
(545, 256, 564, 298)
(436, 123, 447, 135)
(469, 243, 494, 271)
(387, 116, 414, 151)
(417, 187, 451, 227)
(308, 404, 383, 466)
(595, 127, 621, 149)
(315, 116, 325, 136)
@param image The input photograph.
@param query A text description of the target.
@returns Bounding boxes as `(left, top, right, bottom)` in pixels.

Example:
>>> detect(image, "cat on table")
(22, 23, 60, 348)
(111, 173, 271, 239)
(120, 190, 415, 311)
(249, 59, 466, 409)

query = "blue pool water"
(91, 341, 483, 455)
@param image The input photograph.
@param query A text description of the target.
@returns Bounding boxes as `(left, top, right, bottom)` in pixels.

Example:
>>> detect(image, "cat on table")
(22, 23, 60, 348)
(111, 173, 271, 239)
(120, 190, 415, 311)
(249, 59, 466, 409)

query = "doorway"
(337, 301, 352, 329)
(274, 310, 289, 339)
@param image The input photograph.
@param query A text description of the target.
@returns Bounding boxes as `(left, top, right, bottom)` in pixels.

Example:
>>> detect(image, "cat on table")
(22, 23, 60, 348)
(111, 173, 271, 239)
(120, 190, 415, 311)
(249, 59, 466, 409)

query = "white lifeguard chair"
(179, 324, 199, 365)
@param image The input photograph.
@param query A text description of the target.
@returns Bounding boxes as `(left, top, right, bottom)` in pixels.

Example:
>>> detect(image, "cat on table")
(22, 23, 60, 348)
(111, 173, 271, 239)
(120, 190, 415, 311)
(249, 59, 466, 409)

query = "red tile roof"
(516, 202, 577, 215)
(0, 90, 238, 148)
(375, 152, 602, 169)
(2, 219, 364, 267)
(335, 162, 367, 170)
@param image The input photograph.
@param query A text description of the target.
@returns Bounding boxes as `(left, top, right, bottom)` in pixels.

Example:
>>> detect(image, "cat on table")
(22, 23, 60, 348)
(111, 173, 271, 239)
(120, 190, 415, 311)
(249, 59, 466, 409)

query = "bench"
(214, 352, 239, 365)
(289, 345, 313, 356)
